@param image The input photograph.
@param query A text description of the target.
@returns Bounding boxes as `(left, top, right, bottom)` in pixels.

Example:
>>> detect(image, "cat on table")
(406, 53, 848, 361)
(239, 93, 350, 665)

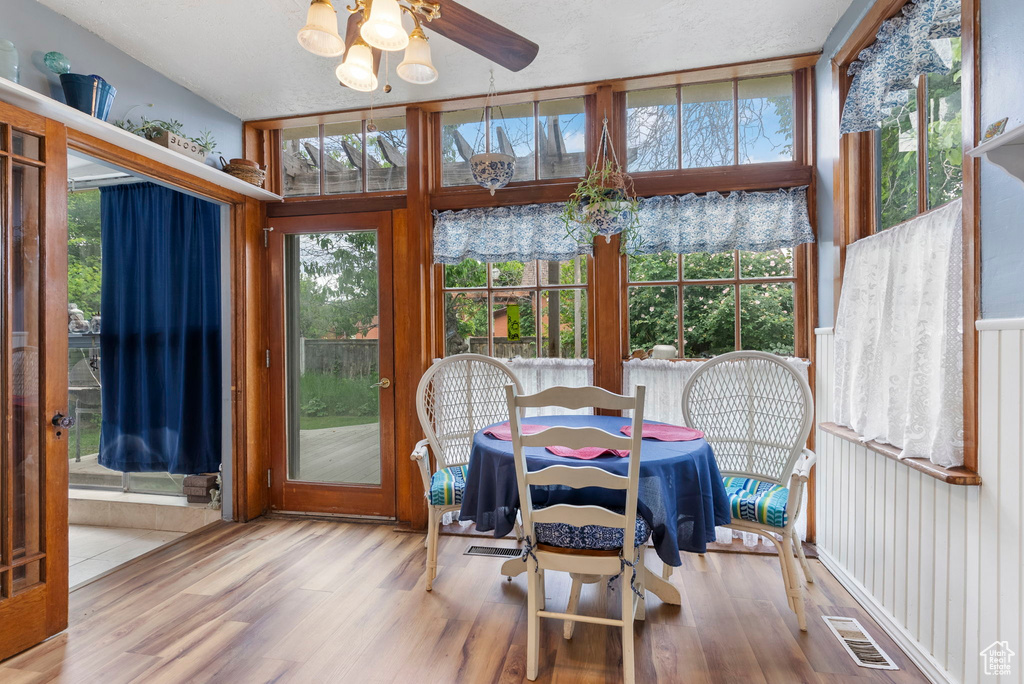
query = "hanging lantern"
(469, 71, 515, 195)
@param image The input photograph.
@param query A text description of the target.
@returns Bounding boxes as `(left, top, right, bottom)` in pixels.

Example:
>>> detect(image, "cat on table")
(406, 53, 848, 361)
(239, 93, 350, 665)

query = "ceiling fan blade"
(425, 0, 539, 72)
(340, 11, 383, 88)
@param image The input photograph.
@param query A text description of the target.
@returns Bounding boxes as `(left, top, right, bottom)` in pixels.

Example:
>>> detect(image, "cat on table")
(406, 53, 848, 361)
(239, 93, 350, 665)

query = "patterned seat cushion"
(723, 476, 790, 528)
(534, 513, 652, 551)
(429, 465, 468, 506)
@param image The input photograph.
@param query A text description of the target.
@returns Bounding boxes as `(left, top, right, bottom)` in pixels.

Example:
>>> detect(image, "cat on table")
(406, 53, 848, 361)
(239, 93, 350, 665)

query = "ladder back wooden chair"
(675, 350, 816, 630)
(413, 354, 524, 591)
(506, 384, 648, 684)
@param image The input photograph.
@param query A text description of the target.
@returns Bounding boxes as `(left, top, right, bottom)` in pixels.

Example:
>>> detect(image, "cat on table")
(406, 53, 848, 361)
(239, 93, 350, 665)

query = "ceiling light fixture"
(297, 0, 346, 57)
(336, 37, 379, 92)
(396, 26, 437, 84)
(298, 0, 441, 93)
(360, 0, 409, 51)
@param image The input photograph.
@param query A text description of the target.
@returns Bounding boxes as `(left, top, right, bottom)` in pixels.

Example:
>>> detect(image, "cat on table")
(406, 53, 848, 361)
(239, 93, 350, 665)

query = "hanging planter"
(561, 118, 642, 250)
(470, 152, 516, 195)
(469, 71, 516, 195)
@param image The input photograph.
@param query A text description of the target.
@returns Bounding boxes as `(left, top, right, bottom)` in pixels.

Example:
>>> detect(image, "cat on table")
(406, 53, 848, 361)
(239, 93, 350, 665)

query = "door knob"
(51, 412, 75, 429)
(371, 377, 391, 389)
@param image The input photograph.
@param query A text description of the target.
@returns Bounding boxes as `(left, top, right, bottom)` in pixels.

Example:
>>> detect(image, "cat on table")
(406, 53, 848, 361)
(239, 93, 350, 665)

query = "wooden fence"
(300, 339, 378, 378)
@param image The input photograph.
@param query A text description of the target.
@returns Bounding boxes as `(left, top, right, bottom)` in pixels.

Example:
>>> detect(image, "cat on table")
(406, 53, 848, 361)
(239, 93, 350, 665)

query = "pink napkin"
(621, 422, 704, 441)
(483, 422, 548, 441)
(545, 446, 629, 460)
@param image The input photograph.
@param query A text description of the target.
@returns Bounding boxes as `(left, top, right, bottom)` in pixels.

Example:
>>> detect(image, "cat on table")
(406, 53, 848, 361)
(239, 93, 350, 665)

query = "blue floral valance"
(632, 187, 814, 256)
(840, 0, 961, 135)
(433, 202, 590, 265)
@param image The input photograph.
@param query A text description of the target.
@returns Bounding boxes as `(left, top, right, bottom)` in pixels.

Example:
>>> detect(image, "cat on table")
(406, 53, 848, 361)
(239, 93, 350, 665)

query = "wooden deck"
(66, 423, 381, 487)
(1, 518, 926, 683)
(296, 423, 380, 484)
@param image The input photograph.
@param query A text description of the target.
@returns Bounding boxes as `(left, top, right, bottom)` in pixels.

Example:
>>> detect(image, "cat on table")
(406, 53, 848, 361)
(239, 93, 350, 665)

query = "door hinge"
(265, 349, 271, 368)
(263, 226, 274, 247)
(267, 469, 272, 488)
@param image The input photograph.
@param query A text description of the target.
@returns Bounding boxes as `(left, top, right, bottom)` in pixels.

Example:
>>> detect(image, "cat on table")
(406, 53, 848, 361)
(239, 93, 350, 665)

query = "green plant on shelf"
(113, 116, 218, 155)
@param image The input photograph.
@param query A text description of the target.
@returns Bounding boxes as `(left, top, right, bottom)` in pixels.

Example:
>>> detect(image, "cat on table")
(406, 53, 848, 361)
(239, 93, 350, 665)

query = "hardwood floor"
(1, 519, 927, 683)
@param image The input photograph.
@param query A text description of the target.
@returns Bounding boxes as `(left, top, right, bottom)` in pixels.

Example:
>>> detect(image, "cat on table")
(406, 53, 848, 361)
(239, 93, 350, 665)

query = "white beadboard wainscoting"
(814, 321, 1023, 684)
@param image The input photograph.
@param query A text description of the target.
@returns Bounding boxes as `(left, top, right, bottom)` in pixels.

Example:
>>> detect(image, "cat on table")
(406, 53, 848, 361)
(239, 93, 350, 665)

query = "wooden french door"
(268, 211, 396, 517)
(0, 103, 70, 659)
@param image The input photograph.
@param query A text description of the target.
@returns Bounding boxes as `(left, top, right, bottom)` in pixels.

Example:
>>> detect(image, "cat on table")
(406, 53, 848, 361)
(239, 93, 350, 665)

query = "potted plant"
(561, 119, 642, 251)
(113, 116, 217, 162)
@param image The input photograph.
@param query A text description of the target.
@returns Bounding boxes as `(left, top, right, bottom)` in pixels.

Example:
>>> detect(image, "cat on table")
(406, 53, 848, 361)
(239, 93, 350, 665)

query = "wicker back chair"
(678, 351, 817, 630)
(412, 354, 524, 590)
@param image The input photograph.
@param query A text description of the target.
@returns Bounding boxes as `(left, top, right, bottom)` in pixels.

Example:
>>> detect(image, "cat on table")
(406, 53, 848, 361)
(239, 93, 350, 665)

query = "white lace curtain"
(834, 200, 964, 467)
(622, 357, 810, 544)
(433, 203, 589, 264)
(506, 357, 594, 416)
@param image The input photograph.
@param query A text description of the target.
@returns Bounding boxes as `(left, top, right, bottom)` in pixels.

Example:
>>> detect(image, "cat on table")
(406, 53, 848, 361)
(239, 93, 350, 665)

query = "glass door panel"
(285, 231, 382, 485)
(268, 212, 395, 518)
(11, 161, 43, 593)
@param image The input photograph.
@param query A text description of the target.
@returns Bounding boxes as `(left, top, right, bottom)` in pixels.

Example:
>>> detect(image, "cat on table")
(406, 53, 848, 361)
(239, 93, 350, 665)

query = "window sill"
(817, 422, 981, 486)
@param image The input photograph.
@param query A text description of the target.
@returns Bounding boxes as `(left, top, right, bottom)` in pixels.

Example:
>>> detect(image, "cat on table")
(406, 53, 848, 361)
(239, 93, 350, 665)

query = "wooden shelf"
(817, 422, 981, 486)
(0, 77, 282, 202)
(968, 122, 1024, 189)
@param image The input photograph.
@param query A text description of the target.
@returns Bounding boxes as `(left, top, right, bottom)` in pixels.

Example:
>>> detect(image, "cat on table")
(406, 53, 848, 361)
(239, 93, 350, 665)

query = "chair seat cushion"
(724, 476, 790, 528)
(429, 465, 468, 506)
(534, 513, 652, 551)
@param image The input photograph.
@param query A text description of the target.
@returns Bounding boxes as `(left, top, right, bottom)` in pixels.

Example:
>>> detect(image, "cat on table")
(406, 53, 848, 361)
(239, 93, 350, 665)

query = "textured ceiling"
(35, 0, 853, 121)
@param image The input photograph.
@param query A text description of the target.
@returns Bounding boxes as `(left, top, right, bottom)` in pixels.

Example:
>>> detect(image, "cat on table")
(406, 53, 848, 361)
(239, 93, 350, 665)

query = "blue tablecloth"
(459, 414, 732, 566)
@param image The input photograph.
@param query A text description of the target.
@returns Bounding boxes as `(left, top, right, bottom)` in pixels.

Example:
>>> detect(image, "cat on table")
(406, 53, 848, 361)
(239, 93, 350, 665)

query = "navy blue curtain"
(99, 182, 221, 474)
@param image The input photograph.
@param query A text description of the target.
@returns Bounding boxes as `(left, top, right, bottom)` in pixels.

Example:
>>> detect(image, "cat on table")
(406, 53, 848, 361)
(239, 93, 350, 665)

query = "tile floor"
(69, 525, 184, 588)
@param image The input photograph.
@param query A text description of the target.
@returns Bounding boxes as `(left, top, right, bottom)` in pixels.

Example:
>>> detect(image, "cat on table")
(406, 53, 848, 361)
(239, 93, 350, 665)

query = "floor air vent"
(822, 616, 898, 670)
(464, 545, 522, 558)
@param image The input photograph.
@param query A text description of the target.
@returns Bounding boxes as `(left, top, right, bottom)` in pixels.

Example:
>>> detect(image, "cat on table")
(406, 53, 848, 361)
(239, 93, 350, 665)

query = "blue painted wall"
(815, 0, 1024, 323)
(0, 0, 241, 159)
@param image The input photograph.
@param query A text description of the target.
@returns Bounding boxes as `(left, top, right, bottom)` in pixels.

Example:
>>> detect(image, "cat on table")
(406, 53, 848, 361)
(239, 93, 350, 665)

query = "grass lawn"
(68, 421, 101, 459)
(299, 415, 378, 431)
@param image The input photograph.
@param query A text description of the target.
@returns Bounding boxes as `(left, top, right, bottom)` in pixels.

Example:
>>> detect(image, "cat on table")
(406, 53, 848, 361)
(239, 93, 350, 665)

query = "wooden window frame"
(832, 0, 981, 475)
(279, 115, 410, 201)
(622, 250, 800, 358)
(439, 258, 593, 359)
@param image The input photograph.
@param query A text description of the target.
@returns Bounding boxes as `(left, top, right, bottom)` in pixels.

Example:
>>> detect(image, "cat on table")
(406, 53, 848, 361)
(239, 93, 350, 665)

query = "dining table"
(458, 413, 732, 605)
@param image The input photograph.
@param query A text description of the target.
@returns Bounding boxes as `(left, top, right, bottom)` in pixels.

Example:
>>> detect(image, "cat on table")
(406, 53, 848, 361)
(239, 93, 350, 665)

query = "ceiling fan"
(297, 0, 540, 92)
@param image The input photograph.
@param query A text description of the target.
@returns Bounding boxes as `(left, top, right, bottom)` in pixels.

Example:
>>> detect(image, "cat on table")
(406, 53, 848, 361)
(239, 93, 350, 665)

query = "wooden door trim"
(267, 211, 397, 518)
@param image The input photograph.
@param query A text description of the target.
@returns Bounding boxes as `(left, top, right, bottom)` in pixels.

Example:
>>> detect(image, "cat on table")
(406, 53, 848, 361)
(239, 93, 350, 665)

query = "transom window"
(626, 249, 796, 358)
(440, 98, 587, 187)
(281, 116, 407, 198)
(625, 74, 795, 173)
(442, 257, 589, 359)
(877, 37, 963, 230)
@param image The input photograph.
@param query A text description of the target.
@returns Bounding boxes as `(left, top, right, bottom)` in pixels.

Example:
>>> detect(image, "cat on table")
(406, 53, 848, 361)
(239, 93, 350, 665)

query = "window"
(626, 249, 796, 358)
(625, 75, 794, 174)
(442, 257, 589, 358)
(440, 98, 586, 187)
(878, 37, 963, 230)
(281, 116, 407, 198)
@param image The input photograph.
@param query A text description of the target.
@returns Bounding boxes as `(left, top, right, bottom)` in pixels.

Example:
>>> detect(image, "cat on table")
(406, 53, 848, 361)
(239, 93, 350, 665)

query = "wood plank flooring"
(1, 519, 927, 683)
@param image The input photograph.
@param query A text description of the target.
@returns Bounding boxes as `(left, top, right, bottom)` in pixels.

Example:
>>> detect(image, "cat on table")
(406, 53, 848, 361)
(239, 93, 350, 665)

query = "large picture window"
(626, 248, 796, 358)
(440, 98, 587, 187)
(442, 257, 589, 359)
(878, 37, 963, 230)
(281, 116, 408, 198)
(625, 75, 795, 174)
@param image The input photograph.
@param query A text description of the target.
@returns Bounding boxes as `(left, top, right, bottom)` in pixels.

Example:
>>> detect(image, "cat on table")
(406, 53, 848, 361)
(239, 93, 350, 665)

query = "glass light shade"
(396, 30, 437, 84)
(298, 0, 345, 57)
(336, 42, 379, 92)
(360, 0, 409, 51)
